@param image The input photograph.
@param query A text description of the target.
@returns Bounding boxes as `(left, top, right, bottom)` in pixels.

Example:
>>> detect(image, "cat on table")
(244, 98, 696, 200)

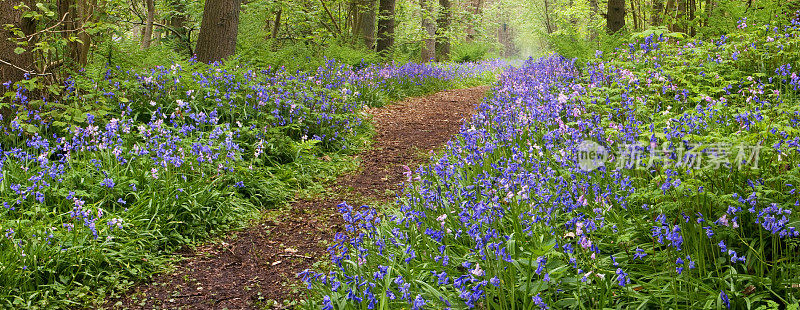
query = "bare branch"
(0, 58, 52, 76)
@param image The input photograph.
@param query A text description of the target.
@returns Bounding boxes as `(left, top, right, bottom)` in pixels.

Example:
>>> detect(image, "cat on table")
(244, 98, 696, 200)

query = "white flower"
(471, 263, 485, 277)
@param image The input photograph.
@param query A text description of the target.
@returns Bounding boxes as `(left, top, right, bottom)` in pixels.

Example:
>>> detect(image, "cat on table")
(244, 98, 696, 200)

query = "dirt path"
(111, 86, 489, 310)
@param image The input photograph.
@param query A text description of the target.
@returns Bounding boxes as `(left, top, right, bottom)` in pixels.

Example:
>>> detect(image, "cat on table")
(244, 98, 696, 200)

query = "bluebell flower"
(412, 294, 426, 310)
(322, 295, 333, 310)
(532, 293, 549, 309)
(720, 290, 730, 309)
(100, 178, 115, 188)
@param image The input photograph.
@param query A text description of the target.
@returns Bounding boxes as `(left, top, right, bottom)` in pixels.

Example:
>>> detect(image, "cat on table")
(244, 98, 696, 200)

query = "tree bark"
(272, 9, 282, 39)
(195, 0, 242, 63)
(465, 0, 481, 42)
(142, 0, 155, 48)
(56, 0, 91, 66)
(630, 0, 638, 30)
(77, 0, 93, 64)
(376, 0, 395, 54)
(0, 0, 36, 84)
(664, 0, 675, 30)
(359, 0, 376, 48)
(689, 0, 696, 36)
(350, 0, 361, 43)
(606, 0, 626, 33)
(675, 0, 686, 33)
(702, 0, 713, 27)
(420, 0, 436, 62)
(167, 0, 191, 56)
(543, 0, 555, 34)
(651, 0, 664, 26)
(435, 0, 450, 61)
(497, 23, 516, 57)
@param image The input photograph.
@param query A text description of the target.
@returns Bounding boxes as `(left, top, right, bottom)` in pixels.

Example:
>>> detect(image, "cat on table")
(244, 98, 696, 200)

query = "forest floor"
(109, 86, 489, 310)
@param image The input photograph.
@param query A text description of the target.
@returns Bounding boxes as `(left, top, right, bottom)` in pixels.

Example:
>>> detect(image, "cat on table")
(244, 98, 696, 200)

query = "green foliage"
(238, 40, 381, 72)
(89, 39, 186, 72)
(0, 52, 500, 307)
(695, 0, 787, 38)
(301, 12, 800, 310)
(451, 42, 495, 63)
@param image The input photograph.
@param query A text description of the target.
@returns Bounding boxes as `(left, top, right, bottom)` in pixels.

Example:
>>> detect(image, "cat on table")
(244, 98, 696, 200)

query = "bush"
(451, 42, 495, 63)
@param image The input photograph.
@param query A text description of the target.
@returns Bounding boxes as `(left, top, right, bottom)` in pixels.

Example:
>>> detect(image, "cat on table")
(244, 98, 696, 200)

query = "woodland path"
(111, 86, 489, 310)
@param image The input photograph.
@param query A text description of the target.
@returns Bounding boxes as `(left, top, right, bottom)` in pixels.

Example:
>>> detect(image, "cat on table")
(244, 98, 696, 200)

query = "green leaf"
(23, 124, 39, 133)
(14, 47, 25, 54)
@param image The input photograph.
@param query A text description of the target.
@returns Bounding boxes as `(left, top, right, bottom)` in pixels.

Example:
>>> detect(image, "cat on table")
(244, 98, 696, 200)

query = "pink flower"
(577, 195, 588, 206)
(717, 214, 730, 227)
(558, 93, 568, 104)
(471, 264, 485, 277)
(580, 236, 592, 249)
(402, 165, 412, 182)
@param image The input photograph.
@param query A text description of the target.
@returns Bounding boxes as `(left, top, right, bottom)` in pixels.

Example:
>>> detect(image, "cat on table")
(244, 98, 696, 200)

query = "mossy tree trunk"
(606, 0, 626, 33)
(435, 0, 450, 61)
(376, 0, 395, 54)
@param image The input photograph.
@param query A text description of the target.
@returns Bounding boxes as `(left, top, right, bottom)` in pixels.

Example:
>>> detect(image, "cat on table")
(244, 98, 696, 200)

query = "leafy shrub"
(451, 42, 495, 63)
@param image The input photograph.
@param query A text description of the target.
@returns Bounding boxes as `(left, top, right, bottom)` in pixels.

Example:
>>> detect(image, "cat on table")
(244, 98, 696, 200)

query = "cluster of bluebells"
(303, 14, 800, 309)
(0, 59, 504, 280)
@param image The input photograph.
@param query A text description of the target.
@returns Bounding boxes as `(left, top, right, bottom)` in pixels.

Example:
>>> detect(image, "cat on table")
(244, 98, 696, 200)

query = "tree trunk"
(359, 0, 376, 48)
(674, 0, 686, 33)
(142, 0, 155, 48)
(606, 0, 626, 33)
(630, 0, 638, 30)
(689, 0, 696, 36)
(57, 0, 91, 66)
(543, 0, 555, 34)
(664, 0, 675, 30)
(497, 23, 516, 57)
(588, 0, 599, 41)
(465, 0, 482, 42)
(420, 0, 436, 62)
(376, 0, 395, 54)
(651, 0, 664, 26)
(350, 0, 361, 43)
(702, 0, 713, 27)
(195, 0, 242, 63)
(272, 9, 282, 39)
(167, 0, 191, 56)
(0, 0, 36, 85)
(435, 0, 450, 61)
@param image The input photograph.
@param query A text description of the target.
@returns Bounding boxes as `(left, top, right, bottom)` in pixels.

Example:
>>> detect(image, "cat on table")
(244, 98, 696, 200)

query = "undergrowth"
(302, 13, 800, 310)
(0, 59, 502, 308)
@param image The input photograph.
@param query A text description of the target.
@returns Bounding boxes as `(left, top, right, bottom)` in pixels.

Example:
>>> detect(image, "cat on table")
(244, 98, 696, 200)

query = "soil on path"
(110, 86, 489, 310)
